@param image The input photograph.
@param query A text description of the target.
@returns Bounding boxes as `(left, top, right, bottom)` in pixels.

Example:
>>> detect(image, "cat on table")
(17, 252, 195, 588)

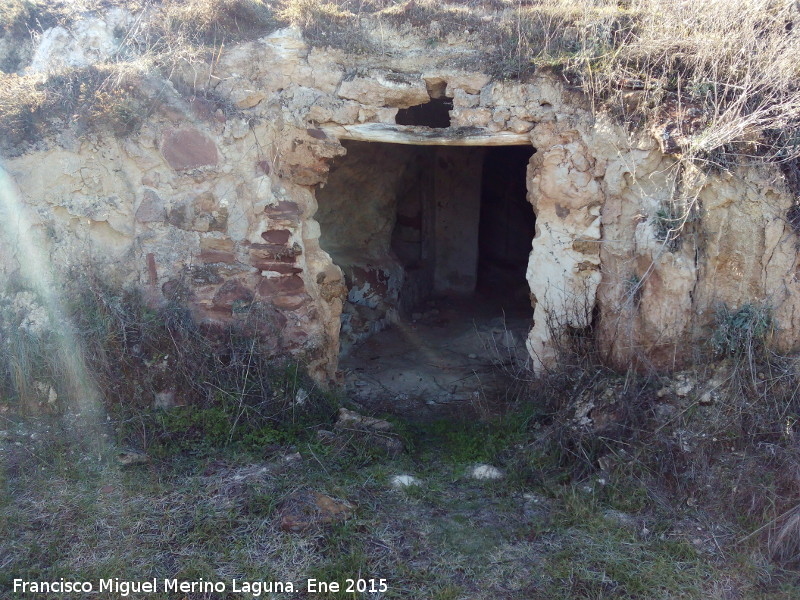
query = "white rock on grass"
(391, 474, 421, 488)
(470, 464, 504, 480)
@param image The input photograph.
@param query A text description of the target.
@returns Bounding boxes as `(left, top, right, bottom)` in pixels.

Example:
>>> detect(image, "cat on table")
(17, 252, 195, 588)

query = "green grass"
(403, 405, 537, 466)
(3, 366, 800, 599)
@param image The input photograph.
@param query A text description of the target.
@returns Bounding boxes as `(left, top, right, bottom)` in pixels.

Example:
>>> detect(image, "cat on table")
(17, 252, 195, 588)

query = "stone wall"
(2, 25, 799, 382)
(315, 141, 422, 354)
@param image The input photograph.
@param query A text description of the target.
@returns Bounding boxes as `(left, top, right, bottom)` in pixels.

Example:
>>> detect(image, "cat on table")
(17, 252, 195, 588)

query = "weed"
(0, 271, 339, 464)
(623, 272, 642, 307)
(711, 302, 775, 360)
(276, 0, 374, 54)
(306, 520, 370, 598)
(430, 585, 463, 600)
(652, 203, 684, 251)
(2, 0, 799, 184)
(410, 410, 531, 466)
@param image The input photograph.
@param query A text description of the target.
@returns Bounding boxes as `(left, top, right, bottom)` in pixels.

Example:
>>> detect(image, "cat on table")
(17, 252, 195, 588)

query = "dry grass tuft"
(0, 64, 149, 152)
(0, 0, 63, 37)
(770, 505, 800, 565)
(160, 0, 277, 45)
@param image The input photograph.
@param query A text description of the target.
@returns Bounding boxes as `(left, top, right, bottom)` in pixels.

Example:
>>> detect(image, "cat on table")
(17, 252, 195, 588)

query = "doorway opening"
(477, 146, 537, 305)
(315, 139, 535, 409)
(395, 97, 453, 128)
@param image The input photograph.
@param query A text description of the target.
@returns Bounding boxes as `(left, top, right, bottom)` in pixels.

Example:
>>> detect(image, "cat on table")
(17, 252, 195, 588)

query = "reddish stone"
(167, 205, 190, 229)
(272, 294, 310, 310)
(306, 128, 328, 140)
(256, 262, 303, 275)
(161, 127, 219, 171)
(257, 275, 305, 296)
(136, 189, 165, 222)
(264, 201, 302, 221)
(257, 160, 271, 175)
(212, 280, 253, 309)
(250, 255, 296, 269)
(261, 229, 291, 244)
(283, 326, 309, 346)
(147, 253, 158, 286)
(200, 250, 236, 265)
(189, 97, 223, 122)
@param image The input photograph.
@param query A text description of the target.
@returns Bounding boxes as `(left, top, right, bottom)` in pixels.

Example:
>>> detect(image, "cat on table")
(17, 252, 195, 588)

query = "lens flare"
(0, 164, 109, 453)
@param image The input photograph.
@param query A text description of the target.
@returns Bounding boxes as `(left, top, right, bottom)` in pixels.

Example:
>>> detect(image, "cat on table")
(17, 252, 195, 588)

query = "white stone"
(391, 474, 422, 488)
(470, 464, 504, 480)
(28, 10, 131, 74)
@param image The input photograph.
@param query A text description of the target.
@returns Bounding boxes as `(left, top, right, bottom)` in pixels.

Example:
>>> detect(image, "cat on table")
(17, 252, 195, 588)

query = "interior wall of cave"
(315, 141, 513, 355)
(314, 138, 542, 358)
(315, 141, 429, 354)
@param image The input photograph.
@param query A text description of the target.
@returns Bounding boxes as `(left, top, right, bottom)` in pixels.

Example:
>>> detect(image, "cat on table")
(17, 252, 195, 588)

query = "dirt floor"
(340, 293, 532, 417)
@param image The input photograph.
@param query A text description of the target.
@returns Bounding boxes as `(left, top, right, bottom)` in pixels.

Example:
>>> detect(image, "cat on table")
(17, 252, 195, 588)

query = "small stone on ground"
(391, 474, 421, 488)
(470, 464, 504, 480)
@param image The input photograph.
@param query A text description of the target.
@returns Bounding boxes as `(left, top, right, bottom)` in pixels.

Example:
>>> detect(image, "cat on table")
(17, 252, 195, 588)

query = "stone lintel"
(320, 123, 531, 146)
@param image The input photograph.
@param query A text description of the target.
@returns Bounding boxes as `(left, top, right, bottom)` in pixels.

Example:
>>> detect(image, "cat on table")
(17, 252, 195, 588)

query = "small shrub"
(652, 204, 683, 251)
(0, 272, 338, 459)
(86, 81, 147, 135)
(710, 302, 775, 359)
(141, 395, 309, 457)
(2, 0, 799, 177)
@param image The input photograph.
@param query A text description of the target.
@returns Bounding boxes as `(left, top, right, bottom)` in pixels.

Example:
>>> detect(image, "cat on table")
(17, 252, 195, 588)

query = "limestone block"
(27, 9, 132, 73)
(307, 97, 361, 125)
(452, 89, 480, 108)
(358, 107, 399, 123)
(236, 90, 267, 109)
(450, 108, 492, 128)
(308, 48, 345, 93)
(444, 73, 491, 95)
(338, 71, 429, 109)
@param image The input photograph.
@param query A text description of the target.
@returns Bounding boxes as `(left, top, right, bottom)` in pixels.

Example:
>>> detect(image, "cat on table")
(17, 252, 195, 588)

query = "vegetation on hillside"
(0, 0, 799, 169)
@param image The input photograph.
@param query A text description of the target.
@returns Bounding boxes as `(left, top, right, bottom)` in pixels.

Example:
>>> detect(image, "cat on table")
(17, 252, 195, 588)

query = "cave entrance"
(316, 140, 535, 408)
